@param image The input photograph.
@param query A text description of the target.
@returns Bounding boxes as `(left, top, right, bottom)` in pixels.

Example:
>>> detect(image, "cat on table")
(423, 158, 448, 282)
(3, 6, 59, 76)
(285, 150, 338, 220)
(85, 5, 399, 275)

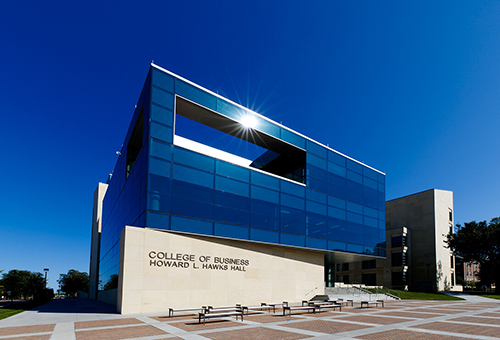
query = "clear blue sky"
(1, 1, 499, 290)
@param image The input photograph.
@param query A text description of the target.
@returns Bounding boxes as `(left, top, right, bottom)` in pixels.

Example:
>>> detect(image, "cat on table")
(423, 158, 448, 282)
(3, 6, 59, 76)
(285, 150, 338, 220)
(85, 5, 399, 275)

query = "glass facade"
(98, 64, 386, 288)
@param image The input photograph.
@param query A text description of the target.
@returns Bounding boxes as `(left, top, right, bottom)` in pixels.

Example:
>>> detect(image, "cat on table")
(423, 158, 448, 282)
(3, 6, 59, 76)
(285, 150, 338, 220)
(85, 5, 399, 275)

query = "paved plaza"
(1, 294, 499, 340)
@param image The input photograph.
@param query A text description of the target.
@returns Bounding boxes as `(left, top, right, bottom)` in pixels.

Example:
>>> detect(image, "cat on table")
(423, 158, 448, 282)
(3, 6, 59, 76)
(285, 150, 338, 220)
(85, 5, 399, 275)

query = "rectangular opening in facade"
(126, 108, 144, 178)
(175, 96, 306, 184)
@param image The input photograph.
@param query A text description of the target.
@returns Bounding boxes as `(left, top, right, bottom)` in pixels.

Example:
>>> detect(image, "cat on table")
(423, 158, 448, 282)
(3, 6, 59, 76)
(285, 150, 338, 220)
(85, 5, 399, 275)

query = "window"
(392, 252, 404, 267)
(342, 263, 349, 271)
(362, 260, 376, 269)
(362, 273, 376, 286)
(337, 275, 349, 284)
(391, 235, 406, 248)
(450, 256, 454, 269)
(391, 272, 406, 287)
(449, 209, 453, 222)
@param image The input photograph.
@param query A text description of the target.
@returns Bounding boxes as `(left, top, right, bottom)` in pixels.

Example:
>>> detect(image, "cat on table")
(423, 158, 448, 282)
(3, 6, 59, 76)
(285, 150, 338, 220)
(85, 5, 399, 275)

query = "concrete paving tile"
(0, 335, 51, 340)
(0, 324, 55, 336)
(282, 319, 373, 334)
(355, 329, 473, 340)
(449, 316, 500, 325)
(411, 321, 500, 338)
(74, 324, 167, 340)
(478, 312, 500, 318)
(168, 319, 241, 332)
(244, 314, 303, 323)
(336, 315, 414, 325)
(201, 326, 311, 340)
(74, 318, 144, 329)
(376, 311, 443, 319)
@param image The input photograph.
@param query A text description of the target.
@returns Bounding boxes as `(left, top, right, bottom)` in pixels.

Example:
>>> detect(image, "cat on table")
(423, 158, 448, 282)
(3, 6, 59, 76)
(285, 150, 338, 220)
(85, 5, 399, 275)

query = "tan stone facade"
(117, 226, 324, 314)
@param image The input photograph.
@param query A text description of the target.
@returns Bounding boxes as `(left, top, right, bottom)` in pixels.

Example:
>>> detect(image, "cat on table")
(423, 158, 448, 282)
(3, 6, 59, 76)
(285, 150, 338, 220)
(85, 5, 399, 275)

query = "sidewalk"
(0, 295, 499, 340)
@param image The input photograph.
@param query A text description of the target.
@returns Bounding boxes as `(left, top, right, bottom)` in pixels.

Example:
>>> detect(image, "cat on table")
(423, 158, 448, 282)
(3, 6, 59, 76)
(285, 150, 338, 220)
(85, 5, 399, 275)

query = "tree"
(58, 269, 89, 297)
(2, 270, 45, 299)
(103, 274, 119, 290)
(446, 217, 500, 293)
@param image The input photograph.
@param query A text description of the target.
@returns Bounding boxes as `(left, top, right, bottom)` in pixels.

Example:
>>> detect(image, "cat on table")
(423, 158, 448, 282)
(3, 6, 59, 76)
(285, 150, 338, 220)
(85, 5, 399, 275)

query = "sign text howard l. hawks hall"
(148, 251, 250, 271)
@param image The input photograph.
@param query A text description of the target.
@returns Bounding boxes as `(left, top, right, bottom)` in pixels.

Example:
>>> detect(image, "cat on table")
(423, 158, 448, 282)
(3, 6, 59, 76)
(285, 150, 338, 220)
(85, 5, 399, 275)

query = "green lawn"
(0, 300, 48, 321)
(367, 289, 464, 300)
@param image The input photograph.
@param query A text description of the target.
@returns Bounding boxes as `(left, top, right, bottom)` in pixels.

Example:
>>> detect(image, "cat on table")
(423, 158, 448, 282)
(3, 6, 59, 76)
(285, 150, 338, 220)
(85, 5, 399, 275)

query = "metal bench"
(283, 305, 316, 316)
(168, 307, 204, 317)
(360, 300, 385, 308)
(309, 302, 342, 312)
(198, 310, 243, 324)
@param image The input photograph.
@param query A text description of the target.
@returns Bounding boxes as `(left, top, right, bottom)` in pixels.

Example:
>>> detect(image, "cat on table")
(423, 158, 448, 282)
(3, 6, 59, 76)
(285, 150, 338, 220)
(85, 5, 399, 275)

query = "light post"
(44, 268, 49, 289)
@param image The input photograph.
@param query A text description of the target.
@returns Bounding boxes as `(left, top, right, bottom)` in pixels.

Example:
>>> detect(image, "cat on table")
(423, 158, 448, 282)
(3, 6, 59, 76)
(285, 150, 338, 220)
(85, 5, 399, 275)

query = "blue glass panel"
(280, 233, 305, 247)
(347, 243, 364, 253)
(146, 211, 170, 230)
(307, 154, 327, 169)
(281, 206, 305, 223)
(280, 220, 305, 235)
(250, 228, 280, 243)
(347, 212, 363, 224)
(328, 162, 346, 177)
(215, 160, 250, 182)
(251, 186, 279, 204)
(149, 157, 172, 178)
(251, 199, 279, 217)
(328, 218, 347, 241)
(347, 170, 362, 184)
(215, 176, 249, 196)
(347, 221, 364, 233)
(171, 179, 214, 204)
(150, 121, 173, 143)
(378, 173, 385, 184)
(363, 226, 379, 244)
(215, 190, 249, 211)
(308, 164, 327, 181)
(328, 183, 346, 198)
(364, 216, 378, 228)
(148, 174, 171, 193)
(307, 222, 327, 239)
(328, 240, 347, 251)
(150, 103, 174, 127)
(378, 211, 385, 220)
(281, 180, 305, 197)
(328, 206, 346, 219)
(346, 201, 363, 214)
(306, 237, 327, 249)
(306, 201, 326, 215)
(251, 213, 279, 231)
(347, 180, 363, 193)
(364, 206, 378, 218)
(171, 215, 213, 235)
(256, 118, 281, 138)
(306, 140, 327, 158)
(149, 139, 172, 160)
(251, 171, 279, 189)
(147, 192, 170, 212)
(378, 182, 385, 193)
(281, 193, 304, 209)
(281, 129, 306, 149)
(171, 197, 214, 220)
(151, 86, 174, 110)
(214, 222, 249, 240)
(173, 147, 215, 172)
(328, 196, 346, 209)
(152, 68, 175, 92)
(328, 150, 346, 166)
(306, 189, 326, 204)
(347, 191, 364, 204)
(346, 159, 363, 174)
(172, 164, 214, 188)
(308, 177, 327, 192)
(363, 177, 378, 190)
(215, 206, 249, 225)
(363, 167, 378, 180)
(176, 80, 217, 110)
(216, 98, 242, 121)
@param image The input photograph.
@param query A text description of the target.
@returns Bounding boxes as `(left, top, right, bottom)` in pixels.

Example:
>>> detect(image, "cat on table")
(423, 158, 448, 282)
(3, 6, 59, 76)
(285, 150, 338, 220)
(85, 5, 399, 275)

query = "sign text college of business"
(148, 251, 249, 272)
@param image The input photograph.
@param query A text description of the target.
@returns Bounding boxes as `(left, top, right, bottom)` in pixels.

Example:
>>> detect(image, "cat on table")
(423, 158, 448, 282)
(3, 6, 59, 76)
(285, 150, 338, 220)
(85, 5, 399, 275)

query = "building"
(89, 64, 386, 314)
(385, 189, 457, 292)
(335, 189, 460, 292)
